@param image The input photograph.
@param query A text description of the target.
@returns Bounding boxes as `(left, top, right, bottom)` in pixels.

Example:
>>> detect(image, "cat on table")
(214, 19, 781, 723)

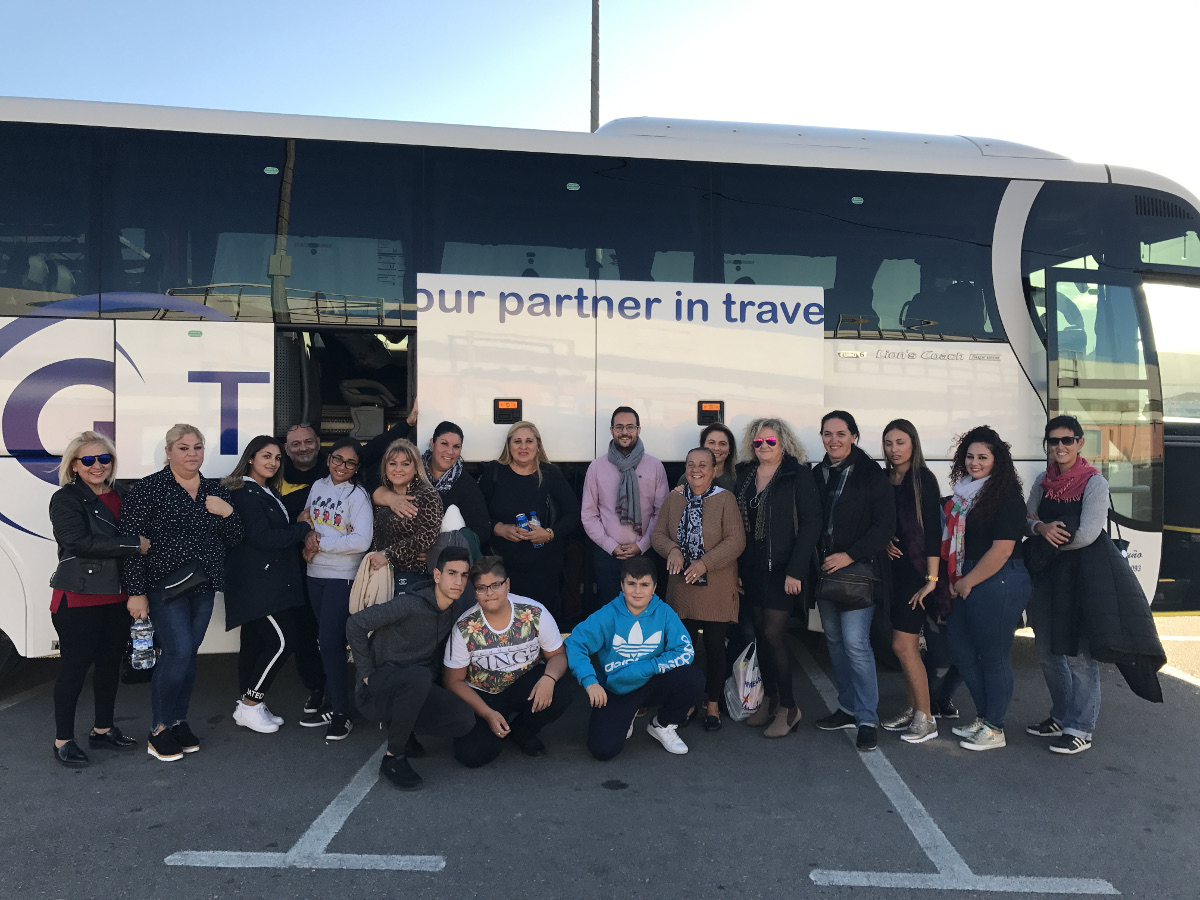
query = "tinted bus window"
(714, 165, 1006, 340)
(428, 149, 710, 283)
(100, 129, 285, 321)
(0, 123, 98, 316)
(284, 139, 422, 325)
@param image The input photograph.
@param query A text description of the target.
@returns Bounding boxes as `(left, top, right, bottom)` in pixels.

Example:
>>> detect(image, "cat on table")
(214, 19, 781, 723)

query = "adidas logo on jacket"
(565, 593, 694, 695)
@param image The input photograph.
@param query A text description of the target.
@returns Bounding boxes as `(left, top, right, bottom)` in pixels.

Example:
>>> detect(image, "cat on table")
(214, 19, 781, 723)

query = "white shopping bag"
(723, 641, 764, 722)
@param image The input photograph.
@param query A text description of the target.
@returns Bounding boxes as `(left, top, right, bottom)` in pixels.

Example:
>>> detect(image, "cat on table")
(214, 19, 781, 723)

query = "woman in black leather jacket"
(48, 431, 149, 767)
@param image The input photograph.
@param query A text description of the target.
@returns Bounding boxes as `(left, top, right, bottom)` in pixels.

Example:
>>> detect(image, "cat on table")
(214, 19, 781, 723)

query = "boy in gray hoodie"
(346, 547, 475, 790)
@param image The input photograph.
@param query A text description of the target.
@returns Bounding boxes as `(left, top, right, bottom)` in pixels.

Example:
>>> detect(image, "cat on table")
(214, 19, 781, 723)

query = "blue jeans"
(945, 559, 1030, 730)
(1029, 578, 1101, 739)
(148, 589, 215, 728)
(309, 576, 353, 715)
(817, 600, 879, 726)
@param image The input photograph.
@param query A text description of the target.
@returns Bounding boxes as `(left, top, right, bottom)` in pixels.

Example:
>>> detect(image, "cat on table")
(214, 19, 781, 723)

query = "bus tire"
(0, 629, 22, 685)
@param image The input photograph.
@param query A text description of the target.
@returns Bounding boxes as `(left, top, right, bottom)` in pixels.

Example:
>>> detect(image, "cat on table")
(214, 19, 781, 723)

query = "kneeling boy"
(565, 556, 704, 760)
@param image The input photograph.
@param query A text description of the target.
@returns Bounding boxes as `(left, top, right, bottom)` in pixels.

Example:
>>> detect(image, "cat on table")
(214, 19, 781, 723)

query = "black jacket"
(814, 446, 897, 596)
(49, 480, 142, 595)
(734, 454, 823, 581)
(345, 579, 456, 682)
(436, 471, 493, 547)
(223, 481, 312, 630)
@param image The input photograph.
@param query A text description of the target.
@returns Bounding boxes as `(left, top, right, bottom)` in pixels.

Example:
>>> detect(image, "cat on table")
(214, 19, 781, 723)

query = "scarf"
(1040, 456, 1100, 502)
(940, 476, 988, 585)
(678, 482, 722, 564)
(608, 437, 645, 534)
(422, 449, 463, 498)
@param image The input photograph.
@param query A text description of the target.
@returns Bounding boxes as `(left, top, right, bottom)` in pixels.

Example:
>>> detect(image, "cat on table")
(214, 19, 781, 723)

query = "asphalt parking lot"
(3, 624, 1198, 900)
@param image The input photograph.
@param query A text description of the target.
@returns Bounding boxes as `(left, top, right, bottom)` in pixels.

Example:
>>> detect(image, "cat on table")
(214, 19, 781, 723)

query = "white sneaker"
(233, 700, 280, 734)
(646, 717, 688, 755)
(961, 724, 1006, 751)
(260, 704, 284, 726)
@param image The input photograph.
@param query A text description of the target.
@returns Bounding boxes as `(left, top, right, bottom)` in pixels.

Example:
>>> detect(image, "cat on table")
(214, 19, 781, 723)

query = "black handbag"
(1108, 497, 1130, 558)
(816, 560, 879, 610)
(147, 560, 210, 603)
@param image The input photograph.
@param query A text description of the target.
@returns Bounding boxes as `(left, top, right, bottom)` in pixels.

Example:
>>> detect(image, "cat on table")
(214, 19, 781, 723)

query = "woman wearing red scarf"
(1024, 415, 1108, 755)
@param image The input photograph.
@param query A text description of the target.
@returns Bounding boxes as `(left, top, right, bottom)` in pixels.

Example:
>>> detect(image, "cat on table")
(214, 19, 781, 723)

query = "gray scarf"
(608, 437, 645, 534)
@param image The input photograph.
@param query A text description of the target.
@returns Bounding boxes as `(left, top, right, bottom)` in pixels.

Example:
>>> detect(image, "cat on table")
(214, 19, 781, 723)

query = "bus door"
(1045, 268, 1162, 599)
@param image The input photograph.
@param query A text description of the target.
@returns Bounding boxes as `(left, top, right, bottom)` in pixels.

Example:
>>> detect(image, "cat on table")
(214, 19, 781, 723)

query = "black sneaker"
(815, 709, 857, 731)
(147, 729, 184, 762)
(404, 733, 426, 759)
(300, 710, 332, 728)
(1049, 734, 1092, 755)
(511, 731, 547, 759)
(933, 699, 960, 720)
(856, 724, 878, 752)
(171, 721, 200, 753)
(303, 688, 326, 715)
(380, 754, 423, 791)
(54, 740, 89, 767)
(325, 713, 353, 742)
(1026, 717, 1063, 738)
(89, 726, 137, 751)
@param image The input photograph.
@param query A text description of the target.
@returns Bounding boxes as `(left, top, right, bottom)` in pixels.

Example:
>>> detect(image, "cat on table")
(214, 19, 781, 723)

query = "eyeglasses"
(475, 578, 508, 596)
(612, 424, 640, 433)
(752, 437, 778, 448)
(1046, 436, 1080, 447)
(77, 454, 113, 467)
(329, 455, 360, 469)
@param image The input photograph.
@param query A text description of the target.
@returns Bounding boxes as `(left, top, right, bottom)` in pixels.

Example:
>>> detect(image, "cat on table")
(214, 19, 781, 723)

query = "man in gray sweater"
(347, 546, 475, 790)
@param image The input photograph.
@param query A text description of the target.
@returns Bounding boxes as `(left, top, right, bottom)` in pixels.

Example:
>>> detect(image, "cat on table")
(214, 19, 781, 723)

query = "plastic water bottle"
(528, 510, 545, 548)
(130, 617, 155, 670)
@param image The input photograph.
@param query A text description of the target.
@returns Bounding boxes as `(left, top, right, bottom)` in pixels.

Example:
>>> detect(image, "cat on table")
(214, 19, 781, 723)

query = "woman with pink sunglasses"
(733, 418, 822, 737)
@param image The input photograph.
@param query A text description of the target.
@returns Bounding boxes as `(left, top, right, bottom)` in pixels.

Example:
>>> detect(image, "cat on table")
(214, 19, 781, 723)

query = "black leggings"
(238, 610, 301, 701)
(683, 620, 730, 703)
(51, 600, 129, 741)
(751, 605, 795, 709)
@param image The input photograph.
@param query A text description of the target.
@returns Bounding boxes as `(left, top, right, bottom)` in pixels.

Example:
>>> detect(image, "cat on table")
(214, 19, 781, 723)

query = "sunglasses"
(77, 454, 113, 466)
(752, 437, 778, 448)
(1046, 436, 1080, 447)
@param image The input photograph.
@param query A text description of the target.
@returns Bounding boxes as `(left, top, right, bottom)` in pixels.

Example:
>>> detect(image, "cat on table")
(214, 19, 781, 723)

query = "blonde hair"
(739, 417, 808, 464)
(164, 423, 205, 454)
(58, 431, 118, 487)
(381, 438, 431, 491)
(497, 420, 551, 484)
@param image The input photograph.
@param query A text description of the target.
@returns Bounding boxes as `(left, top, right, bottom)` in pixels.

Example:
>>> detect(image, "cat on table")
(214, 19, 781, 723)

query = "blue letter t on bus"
(188, 371, 271, 454)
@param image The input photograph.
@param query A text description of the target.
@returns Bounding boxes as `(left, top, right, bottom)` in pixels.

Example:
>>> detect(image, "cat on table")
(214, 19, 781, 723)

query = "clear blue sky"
(3, 0, 1198, 200)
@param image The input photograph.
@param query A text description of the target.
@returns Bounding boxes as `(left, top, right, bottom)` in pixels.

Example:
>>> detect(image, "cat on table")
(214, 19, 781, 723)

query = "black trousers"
(355, 663, 475, 756)
(51, 600, 128, 741)
(683, 620, 730, 703)
(290, 598, 326, 692)
(586, 664, 705, 761)
(238, 609, 301, 701)
(453, 664, 573, 768)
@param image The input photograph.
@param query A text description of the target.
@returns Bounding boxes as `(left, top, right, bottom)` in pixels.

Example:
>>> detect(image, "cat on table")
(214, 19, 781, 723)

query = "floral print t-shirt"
(444, 595, 563, 694)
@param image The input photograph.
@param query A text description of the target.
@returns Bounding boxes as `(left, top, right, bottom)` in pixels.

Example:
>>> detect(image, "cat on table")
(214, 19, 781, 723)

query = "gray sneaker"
(900, 710, 938, 744)
(951, 717, 986, 739)
(961, 723, 1006, 751)
(881, 707, 915, 732)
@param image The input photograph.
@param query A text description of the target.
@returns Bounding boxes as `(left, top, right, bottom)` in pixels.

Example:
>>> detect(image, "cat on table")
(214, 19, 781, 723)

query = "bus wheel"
(0, 630, 21, 685)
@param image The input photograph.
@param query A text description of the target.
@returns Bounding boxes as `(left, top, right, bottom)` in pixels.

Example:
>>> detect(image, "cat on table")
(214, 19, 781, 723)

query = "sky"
(2, 0, 1197, 202)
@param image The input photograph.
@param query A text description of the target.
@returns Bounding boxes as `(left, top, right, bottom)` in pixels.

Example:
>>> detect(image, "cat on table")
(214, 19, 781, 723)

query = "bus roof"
(0, 95, 1191, 202)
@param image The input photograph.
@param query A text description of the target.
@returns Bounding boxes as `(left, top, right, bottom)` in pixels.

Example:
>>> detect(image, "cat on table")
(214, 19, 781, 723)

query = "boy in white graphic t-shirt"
(444, 556, 572, 766)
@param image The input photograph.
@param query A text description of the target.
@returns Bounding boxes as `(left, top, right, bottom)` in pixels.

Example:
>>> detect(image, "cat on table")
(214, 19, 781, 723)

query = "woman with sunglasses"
(733, 418, 822, 738)
(941, 425, 1030, 751)
(1024, 415, 1109, 755)
(812, 411, 895, 752)
(47, 432, 150, 766)
(298, 437, 373, 741)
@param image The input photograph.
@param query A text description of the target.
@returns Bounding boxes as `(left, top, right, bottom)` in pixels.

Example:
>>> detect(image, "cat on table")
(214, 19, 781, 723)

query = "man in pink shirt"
(582, 407, 669, 607)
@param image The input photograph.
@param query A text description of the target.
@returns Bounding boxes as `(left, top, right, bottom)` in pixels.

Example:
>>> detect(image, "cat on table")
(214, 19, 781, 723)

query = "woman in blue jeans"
(1024, 415, 1108, 755)
(941, 425, 1031, 752)
(812, 411, 896, 753)
(121, 424, 243, 762)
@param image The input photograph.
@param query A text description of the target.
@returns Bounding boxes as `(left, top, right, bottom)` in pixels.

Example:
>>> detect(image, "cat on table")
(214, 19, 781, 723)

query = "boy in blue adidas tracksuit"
(565, 556, 704, 760)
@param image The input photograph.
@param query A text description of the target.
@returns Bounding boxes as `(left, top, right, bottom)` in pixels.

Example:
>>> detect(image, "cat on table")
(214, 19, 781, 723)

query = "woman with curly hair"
(734, 417, 822, 737)
(941, 425, 1031, 751)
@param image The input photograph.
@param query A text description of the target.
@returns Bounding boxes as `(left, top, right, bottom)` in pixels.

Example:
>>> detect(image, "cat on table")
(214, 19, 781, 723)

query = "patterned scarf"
(1040, 456, 1100, 502)
(677, 483, 722, 564)
(421, 449, 463, 498)
(608, 437, 645, 534)
(940, 476, 988, 586)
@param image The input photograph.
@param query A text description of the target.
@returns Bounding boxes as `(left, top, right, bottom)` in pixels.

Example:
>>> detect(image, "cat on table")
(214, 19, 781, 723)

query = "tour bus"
(1, 96, 1198, 670)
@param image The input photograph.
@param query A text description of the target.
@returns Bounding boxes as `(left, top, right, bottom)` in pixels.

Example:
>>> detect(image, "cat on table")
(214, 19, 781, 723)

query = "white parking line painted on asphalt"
(0, 681, 51, 713)
(1163, 664, 1200, 688)
(796, 644, 1119, 895)
(165, 742, 445, 872)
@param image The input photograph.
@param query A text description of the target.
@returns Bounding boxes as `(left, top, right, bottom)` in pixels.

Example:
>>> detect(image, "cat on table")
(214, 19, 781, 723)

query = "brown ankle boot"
(764, 706, 802, 738)
(745, 698, 778, 727)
